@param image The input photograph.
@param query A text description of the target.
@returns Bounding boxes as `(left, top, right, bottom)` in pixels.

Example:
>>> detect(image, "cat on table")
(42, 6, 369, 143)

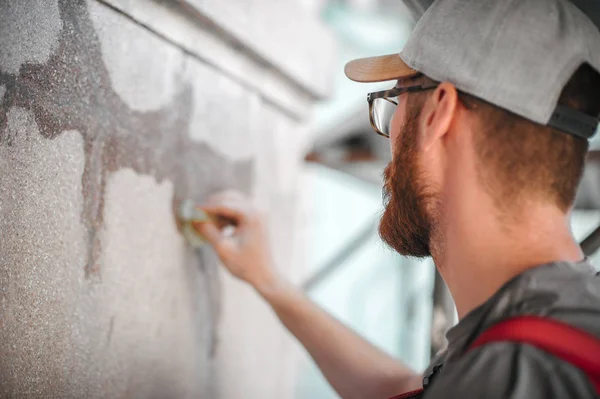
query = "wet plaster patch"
(0, 107, 88, 397)
(0, 0, 253, 277)
(0, 0, 62, 74)
(0, 1, 256, 396)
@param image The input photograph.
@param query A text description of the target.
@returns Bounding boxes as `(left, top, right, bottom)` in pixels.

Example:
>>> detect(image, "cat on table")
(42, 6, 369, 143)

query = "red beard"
(378, 106, 436, 258)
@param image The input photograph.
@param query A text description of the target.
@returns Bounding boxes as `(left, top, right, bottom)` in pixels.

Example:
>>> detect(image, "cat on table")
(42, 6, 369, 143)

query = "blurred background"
(0, 0, 599, 398)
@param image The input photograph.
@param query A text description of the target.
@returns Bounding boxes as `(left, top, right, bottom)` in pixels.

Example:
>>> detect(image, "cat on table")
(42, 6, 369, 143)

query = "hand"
(193, 191, 279, 292)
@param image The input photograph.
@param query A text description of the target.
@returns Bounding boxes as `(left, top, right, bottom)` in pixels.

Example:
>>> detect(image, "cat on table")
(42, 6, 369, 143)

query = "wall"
(0, 1, 335, 398)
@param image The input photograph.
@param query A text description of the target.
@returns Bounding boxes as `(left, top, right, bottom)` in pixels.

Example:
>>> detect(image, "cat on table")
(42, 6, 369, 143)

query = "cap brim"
(344, 53, 418, 83)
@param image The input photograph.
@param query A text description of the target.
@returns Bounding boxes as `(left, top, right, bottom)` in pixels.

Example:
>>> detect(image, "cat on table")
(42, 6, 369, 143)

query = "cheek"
(389, 105, 405, 157)
(417, 141, 444, 194)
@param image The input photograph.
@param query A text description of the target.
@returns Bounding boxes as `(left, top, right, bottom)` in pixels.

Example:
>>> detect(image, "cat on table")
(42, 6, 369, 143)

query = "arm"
(195, 191, 421, 399)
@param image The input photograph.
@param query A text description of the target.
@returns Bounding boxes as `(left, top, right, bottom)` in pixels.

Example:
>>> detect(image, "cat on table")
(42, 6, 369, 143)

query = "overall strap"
(389, 388, 424, 399)
(471, 316, 600, 394)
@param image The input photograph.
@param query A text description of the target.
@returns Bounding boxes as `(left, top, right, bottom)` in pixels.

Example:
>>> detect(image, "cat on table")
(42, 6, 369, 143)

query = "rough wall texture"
(0, 1, 334, 398)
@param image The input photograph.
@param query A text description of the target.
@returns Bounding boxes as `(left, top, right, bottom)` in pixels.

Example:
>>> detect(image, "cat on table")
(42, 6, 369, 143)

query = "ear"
(418, 82, 458, 152)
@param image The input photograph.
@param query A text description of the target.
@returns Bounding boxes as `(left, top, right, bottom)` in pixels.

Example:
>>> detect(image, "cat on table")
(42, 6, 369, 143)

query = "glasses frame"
(367, 82, 439, 138)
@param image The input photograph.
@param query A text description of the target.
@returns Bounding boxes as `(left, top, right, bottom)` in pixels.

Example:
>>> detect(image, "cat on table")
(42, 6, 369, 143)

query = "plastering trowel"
(175, 199, 236, 248)
(175, 199, 213, 248)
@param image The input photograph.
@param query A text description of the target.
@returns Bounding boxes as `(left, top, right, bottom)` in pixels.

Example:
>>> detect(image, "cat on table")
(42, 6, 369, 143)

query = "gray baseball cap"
(345, 0, 600, 140)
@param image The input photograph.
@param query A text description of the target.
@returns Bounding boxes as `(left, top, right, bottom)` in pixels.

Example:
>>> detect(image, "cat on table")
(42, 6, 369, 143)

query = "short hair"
(459, 63, 600, 212)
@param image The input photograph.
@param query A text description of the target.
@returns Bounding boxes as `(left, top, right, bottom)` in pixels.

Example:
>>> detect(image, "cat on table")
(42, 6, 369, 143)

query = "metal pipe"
(302, 221, 377, 291)
(581, 225, 600, 257)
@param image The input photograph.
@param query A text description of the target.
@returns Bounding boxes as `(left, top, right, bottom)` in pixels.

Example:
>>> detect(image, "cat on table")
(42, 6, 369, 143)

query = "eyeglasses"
(367, 83, 439, 138)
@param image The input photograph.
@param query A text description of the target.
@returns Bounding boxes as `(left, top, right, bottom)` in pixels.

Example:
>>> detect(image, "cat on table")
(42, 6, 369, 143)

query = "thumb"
(192, 221, 222, 247)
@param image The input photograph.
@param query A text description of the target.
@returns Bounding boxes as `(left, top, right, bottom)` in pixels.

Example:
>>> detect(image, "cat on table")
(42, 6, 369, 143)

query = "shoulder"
(423, 342, 596, 399)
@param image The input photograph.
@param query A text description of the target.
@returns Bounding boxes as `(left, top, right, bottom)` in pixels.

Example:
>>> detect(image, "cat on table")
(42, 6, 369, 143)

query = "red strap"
(471, 316, 600, 394)
(388, 388, 423, 399)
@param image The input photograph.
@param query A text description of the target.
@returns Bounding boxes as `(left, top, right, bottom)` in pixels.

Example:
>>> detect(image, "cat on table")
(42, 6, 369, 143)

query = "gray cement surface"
(0, 1, 251, 397)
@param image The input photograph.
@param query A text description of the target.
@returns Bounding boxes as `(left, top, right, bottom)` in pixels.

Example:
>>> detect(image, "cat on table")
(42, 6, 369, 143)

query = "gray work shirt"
(422, 261, 600, 398)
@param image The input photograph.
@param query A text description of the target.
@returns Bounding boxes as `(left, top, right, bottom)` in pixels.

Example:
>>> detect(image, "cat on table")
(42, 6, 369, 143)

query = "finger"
(200, 204, 248, 225)
(193, 222, 237, 260)
(192, 222, 222, 246)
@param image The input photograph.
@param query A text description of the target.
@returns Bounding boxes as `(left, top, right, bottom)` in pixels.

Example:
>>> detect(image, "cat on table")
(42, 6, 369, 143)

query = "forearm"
(195, 194, 420, 398)
(256, 278, 421, 399)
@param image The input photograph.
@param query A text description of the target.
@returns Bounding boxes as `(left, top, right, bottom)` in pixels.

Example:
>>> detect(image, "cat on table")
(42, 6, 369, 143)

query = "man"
(195, 0, 600, 397)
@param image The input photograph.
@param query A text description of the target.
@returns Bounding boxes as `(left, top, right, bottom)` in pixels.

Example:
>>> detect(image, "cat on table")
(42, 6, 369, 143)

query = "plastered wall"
(0, 1, 335, 397)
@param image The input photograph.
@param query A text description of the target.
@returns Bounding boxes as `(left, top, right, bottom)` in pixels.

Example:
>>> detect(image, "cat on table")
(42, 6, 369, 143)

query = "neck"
(432, 200, 583, 319)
